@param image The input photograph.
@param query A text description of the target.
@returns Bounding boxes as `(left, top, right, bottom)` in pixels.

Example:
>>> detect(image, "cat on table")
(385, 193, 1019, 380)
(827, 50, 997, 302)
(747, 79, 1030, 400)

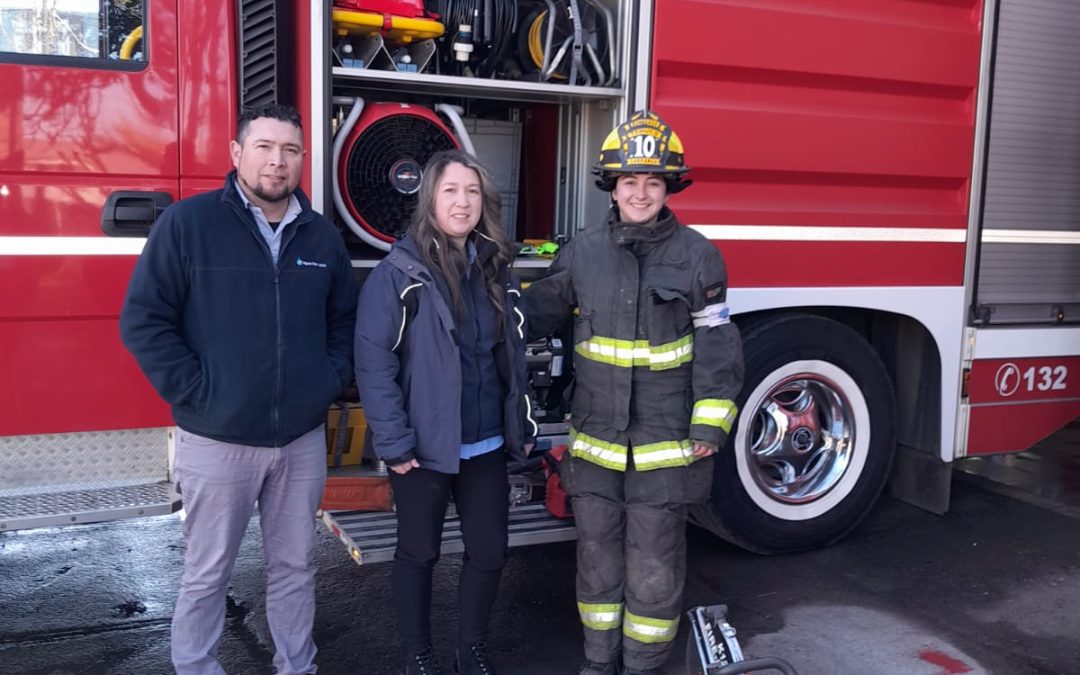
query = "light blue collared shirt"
(461, 435, 504, 460)
(234, 180, 302, 263)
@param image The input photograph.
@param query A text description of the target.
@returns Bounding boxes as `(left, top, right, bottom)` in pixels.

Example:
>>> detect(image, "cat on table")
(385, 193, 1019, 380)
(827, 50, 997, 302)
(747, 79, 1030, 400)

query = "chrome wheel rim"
(747, 373, 855, 504)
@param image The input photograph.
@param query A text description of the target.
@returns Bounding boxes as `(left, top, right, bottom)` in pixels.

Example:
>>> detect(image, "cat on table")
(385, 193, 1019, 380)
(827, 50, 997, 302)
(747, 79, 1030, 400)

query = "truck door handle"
(101, 190, 174, 237)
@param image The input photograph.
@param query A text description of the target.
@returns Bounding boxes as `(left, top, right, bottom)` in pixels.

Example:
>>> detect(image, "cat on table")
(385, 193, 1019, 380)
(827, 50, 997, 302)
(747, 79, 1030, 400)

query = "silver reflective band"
(633, 445, 694, 468)
(575, 335, 692, 370)
(691, 399, 738, 432)
(578, 601, 623, 630)
(624, 612, 678, 644)
(569, 429, 628, 471)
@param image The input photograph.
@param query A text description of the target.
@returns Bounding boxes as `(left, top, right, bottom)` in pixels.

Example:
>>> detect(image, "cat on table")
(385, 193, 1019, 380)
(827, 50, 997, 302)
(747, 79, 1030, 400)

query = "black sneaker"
(406, 647, 443, 675)
(579, 660, 620, 675)
(455, 641, 495, 675)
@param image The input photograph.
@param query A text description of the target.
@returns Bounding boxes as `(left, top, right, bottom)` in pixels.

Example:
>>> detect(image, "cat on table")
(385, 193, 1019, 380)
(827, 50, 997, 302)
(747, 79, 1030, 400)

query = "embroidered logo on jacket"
(296, 257, 327, 268)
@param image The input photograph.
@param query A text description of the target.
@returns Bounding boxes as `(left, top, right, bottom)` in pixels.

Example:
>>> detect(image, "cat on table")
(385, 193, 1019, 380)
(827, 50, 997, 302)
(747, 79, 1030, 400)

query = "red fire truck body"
(1, 0, 1077, 555)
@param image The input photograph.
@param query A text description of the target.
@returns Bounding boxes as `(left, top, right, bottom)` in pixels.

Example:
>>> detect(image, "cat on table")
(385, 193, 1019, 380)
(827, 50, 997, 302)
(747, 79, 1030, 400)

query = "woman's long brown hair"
(407, 149, 516, 324)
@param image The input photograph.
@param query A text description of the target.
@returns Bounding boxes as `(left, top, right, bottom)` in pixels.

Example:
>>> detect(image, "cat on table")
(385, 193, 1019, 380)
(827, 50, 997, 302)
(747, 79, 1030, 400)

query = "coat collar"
(607, 207, 680, 248)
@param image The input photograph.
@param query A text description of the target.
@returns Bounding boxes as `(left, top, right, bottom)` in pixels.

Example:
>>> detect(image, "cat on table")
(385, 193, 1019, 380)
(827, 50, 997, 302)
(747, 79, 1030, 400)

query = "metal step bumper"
(321, 502, 577, 565)
(0, 481, 181, 531)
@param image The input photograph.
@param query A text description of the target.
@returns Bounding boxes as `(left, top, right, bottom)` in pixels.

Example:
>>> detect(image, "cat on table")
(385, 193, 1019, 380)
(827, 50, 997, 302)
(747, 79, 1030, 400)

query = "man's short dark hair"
(236, 103, 303, 144)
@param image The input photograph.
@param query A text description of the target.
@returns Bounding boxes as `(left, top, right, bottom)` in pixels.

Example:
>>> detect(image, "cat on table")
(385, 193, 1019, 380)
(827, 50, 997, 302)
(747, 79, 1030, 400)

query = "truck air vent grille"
(238, 0, 285, 107)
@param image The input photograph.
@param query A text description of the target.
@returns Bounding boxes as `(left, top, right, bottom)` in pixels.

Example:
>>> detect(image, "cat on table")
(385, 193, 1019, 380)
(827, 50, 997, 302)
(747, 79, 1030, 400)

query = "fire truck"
(1, 0, 1078, 558)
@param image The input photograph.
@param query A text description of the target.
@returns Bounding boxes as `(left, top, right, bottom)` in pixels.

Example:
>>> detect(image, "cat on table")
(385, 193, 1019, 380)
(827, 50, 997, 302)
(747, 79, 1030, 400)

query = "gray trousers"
(171, 426, 327, 675)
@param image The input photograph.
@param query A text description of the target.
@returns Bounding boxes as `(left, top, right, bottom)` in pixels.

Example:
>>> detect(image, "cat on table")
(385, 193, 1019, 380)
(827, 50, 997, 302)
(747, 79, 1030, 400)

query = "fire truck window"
(0, 0, 145, 63)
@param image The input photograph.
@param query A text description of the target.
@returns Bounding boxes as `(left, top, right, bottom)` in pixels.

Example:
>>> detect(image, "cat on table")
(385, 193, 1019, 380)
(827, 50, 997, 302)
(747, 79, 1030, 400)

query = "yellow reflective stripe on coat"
(691, 399, 738, 433)
(577, 601, 623, 631)
(569, 428, 628, 471)
(574, 334, 693, 371)
(574, 336, 641, 368)
(632, 438, 696, 471)
(623, 610, 678, 644)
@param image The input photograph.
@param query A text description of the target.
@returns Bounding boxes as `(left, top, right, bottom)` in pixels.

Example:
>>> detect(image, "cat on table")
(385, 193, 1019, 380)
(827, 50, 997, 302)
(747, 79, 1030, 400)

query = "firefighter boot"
(579, 659, 620, 675)
(406, 647, 443, 675)
(455, 641, 495, 675)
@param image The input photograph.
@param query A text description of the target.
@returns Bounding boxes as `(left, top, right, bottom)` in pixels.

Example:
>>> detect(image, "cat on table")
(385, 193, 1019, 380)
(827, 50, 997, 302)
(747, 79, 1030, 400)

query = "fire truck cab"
(1, 0, 1078, 556)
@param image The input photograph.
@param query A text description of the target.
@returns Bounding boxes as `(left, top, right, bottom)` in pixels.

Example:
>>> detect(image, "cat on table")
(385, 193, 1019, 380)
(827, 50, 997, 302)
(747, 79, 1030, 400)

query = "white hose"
(434, 103, 476, 156)
(332, 97, 394, 252)
(334, 100, 477, 252)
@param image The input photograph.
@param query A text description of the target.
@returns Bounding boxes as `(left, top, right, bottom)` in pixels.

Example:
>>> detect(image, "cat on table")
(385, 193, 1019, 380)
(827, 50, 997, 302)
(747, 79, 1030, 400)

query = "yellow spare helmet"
(593, 110, 692, 193)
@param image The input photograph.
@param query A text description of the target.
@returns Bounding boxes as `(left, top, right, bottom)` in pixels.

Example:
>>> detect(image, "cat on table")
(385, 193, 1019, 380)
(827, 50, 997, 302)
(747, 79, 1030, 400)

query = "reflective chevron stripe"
(691, 399, 738, 433)
(624, 611, 678, 644)
(574, 334, 692, 371)
(578, 602, 623, 631)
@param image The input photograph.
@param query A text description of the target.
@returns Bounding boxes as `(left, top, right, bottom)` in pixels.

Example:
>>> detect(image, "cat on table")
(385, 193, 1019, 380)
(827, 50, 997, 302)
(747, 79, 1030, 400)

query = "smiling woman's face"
(612, 173, 669, 225)
(432, 162, 483, 248)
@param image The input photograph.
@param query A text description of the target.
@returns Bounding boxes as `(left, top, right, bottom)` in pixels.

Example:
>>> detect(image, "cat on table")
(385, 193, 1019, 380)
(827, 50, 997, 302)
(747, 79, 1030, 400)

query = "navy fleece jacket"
(119, 172, 358, 447)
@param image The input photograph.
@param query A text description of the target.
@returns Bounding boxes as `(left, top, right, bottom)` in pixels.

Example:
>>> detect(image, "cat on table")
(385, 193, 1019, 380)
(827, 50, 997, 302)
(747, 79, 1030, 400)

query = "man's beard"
(243, 176, 291, 205)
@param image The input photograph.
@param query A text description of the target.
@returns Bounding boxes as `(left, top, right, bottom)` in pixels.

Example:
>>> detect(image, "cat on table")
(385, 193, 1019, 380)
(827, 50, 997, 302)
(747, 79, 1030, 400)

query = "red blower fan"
(334, 101, 461, 250)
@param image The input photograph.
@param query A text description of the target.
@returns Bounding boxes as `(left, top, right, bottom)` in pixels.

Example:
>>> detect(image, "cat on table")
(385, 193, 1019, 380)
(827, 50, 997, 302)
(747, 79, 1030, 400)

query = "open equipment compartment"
(312, 0, 640, 268)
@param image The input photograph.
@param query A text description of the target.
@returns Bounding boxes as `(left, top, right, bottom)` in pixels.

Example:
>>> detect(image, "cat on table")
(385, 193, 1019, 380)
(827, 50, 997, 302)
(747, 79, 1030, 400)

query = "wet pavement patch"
(113, 600, 147, 618)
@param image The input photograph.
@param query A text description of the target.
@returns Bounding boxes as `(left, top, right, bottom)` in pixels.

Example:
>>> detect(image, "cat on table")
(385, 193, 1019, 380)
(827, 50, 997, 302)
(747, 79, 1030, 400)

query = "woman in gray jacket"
(354, 150, 536, 675)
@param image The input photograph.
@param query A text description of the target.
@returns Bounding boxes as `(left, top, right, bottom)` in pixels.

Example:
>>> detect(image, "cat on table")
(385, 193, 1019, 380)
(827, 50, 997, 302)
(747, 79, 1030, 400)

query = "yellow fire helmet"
(593, 110, 692, 193)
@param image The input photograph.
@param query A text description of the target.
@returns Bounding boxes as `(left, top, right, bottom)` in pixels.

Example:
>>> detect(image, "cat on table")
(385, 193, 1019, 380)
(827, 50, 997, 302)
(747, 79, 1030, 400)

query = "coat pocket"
(681, 455, 715, 504)
(647, 286, 693, 338)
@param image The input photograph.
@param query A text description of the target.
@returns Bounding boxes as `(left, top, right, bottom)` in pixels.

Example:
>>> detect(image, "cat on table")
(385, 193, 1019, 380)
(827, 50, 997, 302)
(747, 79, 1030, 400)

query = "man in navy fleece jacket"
(120, 103, 357, 675)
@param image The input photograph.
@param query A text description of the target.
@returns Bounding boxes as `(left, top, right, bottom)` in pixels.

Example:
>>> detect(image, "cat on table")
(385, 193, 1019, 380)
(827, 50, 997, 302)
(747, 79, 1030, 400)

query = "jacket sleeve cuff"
(689, 398, 739, 448)
(690, 426, 726, 449)
(382, 449, 416, 467)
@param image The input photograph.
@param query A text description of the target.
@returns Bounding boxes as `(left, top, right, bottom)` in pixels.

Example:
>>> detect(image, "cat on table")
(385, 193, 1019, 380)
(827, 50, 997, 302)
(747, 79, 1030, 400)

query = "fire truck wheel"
(691, 313, 896, 554)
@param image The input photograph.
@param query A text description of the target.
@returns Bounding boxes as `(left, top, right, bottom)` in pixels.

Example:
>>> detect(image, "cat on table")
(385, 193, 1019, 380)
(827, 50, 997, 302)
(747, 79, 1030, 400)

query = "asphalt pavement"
(2, 435, 1079, 675)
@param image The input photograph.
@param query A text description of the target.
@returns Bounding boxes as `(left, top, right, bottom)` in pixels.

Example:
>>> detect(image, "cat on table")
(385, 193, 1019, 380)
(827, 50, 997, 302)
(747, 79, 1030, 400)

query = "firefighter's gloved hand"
(692, 441, 718, 458)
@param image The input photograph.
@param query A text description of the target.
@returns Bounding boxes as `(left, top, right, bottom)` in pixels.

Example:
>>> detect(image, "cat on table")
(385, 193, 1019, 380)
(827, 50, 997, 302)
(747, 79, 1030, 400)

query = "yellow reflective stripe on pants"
(574, 335, 693, 371)
(623, 610, 679, 644)
(691, 398, 738, 433)
(577, 601, 623, 631)
(570, 428, 628, 471)
(632, 438, 695, 471)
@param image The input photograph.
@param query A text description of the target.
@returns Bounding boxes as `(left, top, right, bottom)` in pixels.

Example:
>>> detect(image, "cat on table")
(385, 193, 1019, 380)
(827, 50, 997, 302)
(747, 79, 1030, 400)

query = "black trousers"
(388, 450, 510, 655)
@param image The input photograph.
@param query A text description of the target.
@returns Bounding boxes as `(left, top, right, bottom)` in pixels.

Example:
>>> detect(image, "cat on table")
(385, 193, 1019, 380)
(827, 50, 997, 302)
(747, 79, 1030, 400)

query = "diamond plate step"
(0, 481, 181, 531)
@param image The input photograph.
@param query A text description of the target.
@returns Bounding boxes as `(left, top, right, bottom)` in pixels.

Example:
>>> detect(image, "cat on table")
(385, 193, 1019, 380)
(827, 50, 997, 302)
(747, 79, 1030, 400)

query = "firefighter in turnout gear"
(526, 111, 744, 675)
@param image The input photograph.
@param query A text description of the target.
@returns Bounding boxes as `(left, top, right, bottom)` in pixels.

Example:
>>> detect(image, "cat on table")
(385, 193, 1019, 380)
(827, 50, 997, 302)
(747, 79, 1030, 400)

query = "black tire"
(691, 313, 896, 554)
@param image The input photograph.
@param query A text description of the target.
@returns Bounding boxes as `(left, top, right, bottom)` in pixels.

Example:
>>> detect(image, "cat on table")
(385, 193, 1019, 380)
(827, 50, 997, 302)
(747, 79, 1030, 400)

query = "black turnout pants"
(388, 450, 510, 655)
